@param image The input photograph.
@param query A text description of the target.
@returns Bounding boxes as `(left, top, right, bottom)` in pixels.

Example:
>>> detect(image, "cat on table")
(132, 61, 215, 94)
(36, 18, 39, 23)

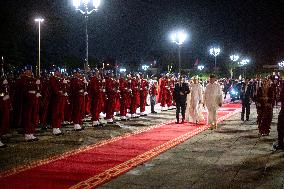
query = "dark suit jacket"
(173, 82, 190, 104)
(240, 83, 253, 103)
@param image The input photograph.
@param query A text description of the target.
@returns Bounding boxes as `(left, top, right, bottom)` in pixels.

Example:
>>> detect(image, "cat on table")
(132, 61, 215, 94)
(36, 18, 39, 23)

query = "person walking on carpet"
(185, 76, 204, 124)
(173, 76, 190, 124)
(204, 74, 223, 129)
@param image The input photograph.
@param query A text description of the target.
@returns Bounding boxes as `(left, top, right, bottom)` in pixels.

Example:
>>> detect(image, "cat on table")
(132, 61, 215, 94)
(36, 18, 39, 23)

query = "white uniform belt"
(79, 90, 84, 93)
(28, 91, 36, 94)
(0, 93, 4, 97)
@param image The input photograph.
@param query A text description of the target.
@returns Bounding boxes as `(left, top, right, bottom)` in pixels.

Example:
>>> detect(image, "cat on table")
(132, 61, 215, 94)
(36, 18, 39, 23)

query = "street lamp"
(35, 17, 44, 77)
(229, 54, 240, 79)
(170, 30, 187, 74)
(197, 65, 205, 71)
(209, 47, 221, 73)
(278, 61, 284, 68)
(73, 0, 101, 72)
(239, 58, 250, 78)
(142, 65, 149, 71)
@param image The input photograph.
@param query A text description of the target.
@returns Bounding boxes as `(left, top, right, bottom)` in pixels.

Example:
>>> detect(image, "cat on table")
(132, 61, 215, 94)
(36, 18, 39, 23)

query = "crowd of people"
(0, 66, 283, 150)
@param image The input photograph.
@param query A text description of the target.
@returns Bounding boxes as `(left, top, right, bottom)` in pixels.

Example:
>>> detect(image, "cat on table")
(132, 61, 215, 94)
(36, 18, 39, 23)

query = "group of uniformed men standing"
(0, 66, 177, 147)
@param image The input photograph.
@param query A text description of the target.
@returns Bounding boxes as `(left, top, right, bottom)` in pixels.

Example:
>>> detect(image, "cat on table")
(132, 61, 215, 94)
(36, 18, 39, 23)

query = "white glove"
(103, 89, 106, 92)
(3, 79, 8, 85)
(36, 93, 41, 97)
(64, 92, 68, 96)
(83, 78, 88, 84)
(3, 95, 10, 101)
(84, 92, 88, 96)
(63, 79, 68, 84)
(36, 80, 41, 85)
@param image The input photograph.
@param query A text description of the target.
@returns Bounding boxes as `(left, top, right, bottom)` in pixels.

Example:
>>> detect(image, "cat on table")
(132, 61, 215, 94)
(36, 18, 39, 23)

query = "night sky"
(1, 0, 284, 72)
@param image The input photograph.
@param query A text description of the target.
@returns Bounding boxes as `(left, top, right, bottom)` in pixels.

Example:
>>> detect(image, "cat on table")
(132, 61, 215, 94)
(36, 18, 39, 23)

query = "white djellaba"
(204, 81, 223, 127)
(185, 82, 204, 123)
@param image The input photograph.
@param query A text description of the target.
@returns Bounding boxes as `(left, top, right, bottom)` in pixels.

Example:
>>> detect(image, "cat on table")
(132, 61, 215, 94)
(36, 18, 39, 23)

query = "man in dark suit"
(173, 76, 190, 124)
(240, 78, 253, 121)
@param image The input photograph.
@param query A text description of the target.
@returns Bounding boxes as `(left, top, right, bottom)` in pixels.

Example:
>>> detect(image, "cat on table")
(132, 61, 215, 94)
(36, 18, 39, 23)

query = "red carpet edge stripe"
(70, 108, 241, 189)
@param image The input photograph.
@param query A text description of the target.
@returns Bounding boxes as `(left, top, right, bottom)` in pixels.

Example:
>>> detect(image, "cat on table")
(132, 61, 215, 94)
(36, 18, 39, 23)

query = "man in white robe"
(204, 75, 223, 129)
(185, 77, 203, 124)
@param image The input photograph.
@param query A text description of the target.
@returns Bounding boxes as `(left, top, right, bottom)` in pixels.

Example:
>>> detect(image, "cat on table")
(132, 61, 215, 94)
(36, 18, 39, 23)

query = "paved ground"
(100, 107, 284, 189)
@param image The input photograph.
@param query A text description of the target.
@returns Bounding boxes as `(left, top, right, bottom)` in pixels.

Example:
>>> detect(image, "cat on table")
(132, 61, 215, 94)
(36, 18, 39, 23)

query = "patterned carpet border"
(70, 108, 241, 189)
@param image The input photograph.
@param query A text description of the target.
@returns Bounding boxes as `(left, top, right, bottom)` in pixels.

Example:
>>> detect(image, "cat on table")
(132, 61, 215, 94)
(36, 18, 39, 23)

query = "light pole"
(197, 65, 205, 71)
(170, 30, 187, 74)
(209, 47, 221, 73)
(278, 61, 284, 69)
(35, 18, 44, 77)
(73, 0, 101, 72)
(229, 54, 240, 79)
(239, 58, 250, 78)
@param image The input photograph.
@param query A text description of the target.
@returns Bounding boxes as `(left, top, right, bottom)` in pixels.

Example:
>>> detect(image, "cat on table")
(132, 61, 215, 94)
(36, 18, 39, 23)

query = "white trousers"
(207, 106, 217, 125)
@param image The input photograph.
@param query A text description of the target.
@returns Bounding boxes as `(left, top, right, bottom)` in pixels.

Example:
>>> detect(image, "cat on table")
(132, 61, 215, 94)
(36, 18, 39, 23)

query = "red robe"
(140, 79, 148, 112)
(70, 77, 85, 125)
(105, 77, 118, 120)
(119, 77, 131, 116)
(130, 78, 140, 114)
(48, 76, 66, 128)
(18, 76, 40, 134)
(89, 76, 105, 122)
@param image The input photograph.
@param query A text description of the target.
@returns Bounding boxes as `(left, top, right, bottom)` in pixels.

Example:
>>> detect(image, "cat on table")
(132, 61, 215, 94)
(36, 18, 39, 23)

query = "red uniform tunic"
(130, 78, 140, 114)
(0, 78, 10, 136)
(119, 77, 131, 117)
(64, 78, 72, 122)
(166, 79, 174, 107)
(39, 76, 50, 125)
(140, 78, 148, 113)
(105, 77, 118, 120)
(48, 76, 66, 129)
(19, 76, 40, 134)
(70, 77, 85, 125)
(157, 78, 167, 107)
(89, 76, 105, 122)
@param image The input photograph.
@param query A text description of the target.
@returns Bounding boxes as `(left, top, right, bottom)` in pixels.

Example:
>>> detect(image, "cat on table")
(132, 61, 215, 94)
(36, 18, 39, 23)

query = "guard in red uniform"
(17, 66, 40, 141)
(89, 70, 105, 126)
(39, 73, 50, 128)
(0, 75, 10, 147)
(158, 75, 167, 111)
(70, 70, 85, 131)
(48, 69, 67, 135)
(119, 75, 131, 121)
(105, 75, 118, 124)
(129, 75, 140, 118)
(166, 76, 174, 109)
(149, 79, 158, 114)
(139, 75, 148, 116)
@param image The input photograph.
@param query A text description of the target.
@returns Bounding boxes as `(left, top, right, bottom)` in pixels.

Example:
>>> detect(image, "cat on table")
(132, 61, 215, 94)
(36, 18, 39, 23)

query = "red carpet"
(0, 103, 241, 189)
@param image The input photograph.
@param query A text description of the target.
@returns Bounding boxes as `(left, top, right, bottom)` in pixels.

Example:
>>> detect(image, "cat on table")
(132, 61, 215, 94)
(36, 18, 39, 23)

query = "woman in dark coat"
(255, 78, 274, 136)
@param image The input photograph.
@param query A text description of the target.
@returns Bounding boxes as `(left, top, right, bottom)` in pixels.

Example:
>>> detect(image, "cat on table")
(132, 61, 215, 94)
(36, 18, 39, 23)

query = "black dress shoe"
(151, 111, 158, 114)
(32, 137, 39, 141)
(54, 132, 64, 136)
(0, 144, 7, 148)
(121, 119, 127, 121)
(273, 143, 284, 150)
